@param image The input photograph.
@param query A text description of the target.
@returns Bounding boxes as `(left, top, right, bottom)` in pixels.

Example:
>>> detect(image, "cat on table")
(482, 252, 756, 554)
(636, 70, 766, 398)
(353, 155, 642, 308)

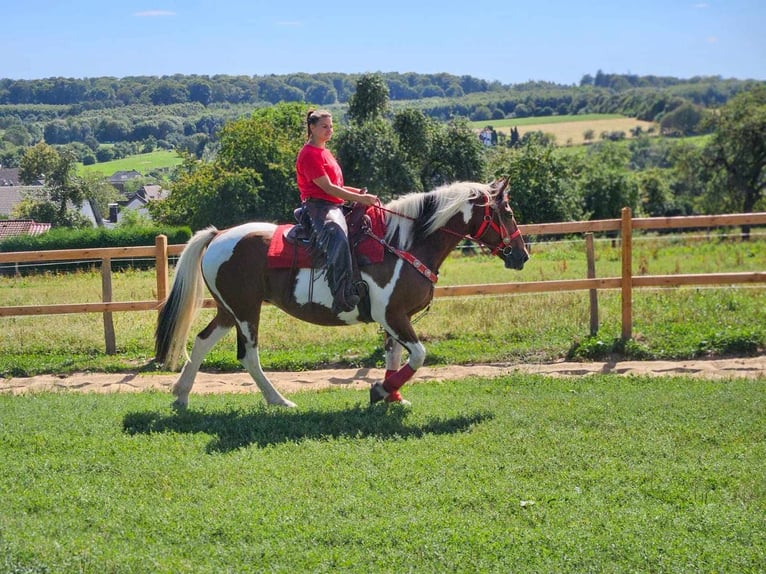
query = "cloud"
(276, 20, 303, 27)
(134, 10, 176, 17)
(706, 36, 718, 44)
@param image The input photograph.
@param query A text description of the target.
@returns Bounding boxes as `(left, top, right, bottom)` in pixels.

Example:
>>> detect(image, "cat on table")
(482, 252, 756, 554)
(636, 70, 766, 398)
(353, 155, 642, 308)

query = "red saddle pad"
(267, 206, 386, 269)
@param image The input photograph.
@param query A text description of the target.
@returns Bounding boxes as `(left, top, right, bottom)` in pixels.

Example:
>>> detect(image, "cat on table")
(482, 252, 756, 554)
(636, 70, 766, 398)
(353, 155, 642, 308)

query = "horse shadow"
(123, 404, 493, 453)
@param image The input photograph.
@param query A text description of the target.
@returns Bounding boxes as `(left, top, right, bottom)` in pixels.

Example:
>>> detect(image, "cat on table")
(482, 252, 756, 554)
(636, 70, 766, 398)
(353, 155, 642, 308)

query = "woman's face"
(311, 117, 333, 142)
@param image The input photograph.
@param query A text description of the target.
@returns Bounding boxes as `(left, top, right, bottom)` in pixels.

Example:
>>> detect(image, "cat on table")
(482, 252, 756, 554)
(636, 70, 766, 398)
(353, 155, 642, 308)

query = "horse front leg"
(383, 333, 404, 380)
(371, 328, 425, 406)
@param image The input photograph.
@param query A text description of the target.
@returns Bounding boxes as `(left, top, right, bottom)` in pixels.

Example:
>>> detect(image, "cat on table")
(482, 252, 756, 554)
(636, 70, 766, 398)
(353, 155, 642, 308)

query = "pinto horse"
(155, 179, 529, 408)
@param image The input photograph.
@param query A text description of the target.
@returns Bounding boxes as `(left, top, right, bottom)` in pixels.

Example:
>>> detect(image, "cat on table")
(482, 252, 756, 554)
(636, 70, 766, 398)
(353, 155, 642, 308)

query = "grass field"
(78, 150, 184, 176)
(472, 114, 658, 146)
(1, 375, 763, 573)
(1, 232, 764, 377)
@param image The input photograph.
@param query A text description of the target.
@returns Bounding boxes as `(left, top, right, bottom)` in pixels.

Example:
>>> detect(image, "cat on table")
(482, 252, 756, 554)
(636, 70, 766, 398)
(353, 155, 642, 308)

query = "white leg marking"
(172, 324, 230, 407)
(240, 343, 296, 408)
(408, 341, 427, 370)
(385, 337, 404, 372)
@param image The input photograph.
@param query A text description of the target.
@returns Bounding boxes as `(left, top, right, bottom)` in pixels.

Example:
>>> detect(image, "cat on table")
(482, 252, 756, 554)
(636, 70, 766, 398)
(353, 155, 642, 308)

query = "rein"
(363, 228, 439, 283)
(364, 192, 517, 283)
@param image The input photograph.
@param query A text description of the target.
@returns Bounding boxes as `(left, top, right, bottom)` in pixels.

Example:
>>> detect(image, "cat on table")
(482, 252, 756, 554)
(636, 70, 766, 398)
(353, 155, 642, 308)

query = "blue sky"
(3, 0, 764, 84)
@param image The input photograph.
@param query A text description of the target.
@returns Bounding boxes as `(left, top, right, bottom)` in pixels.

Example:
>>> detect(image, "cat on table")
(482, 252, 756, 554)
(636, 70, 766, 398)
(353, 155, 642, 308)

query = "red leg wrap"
(383, 364, 416, 393)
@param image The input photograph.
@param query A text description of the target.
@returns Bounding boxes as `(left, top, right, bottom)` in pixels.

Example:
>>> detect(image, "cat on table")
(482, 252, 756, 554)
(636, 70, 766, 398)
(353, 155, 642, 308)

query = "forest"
(0, 71, 761, 169)
(2, 72, 764, 237)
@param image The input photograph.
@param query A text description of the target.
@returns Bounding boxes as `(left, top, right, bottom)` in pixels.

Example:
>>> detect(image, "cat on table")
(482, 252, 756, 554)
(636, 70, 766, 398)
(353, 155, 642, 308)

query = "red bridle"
(470, 195, 522, 256)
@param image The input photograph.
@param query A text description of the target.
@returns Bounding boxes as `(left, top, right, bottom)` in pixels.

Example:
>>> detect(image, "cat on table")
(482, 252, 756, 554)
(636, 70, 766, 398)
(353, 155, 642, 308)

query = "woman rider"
(295, 109, 379, 313)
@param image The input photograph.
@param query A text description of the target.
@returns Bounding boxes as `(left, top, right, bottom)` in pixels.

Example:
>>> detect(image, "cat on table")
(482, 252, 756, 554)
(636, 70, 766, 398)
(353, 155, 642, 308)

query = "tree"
(149, 157, 263, 230)
(334, 118, 416, 200)
(579, 143, 641, 220)
(347, 74, 389, 124)
(700, 86, 766, 236)
(488, 141, 582, 224)
(659, 102, 707, 136)
(638, 168, 676, 217)
(151, 103, 306, 228)
(215, 102, 306, 222)
(19, 142, 89, 226)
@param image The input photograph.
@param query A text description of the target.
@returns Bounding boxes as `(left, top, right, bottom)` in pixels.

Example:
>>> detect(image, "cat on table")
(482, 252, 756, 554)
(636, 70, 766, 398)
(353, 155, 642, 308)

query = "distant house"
(107, 170, 143, 193)
(0, 167, 46, 219)
(0, 219, 51, 241)
(0, 167, 44, 187)
(108, 184, 168, 224)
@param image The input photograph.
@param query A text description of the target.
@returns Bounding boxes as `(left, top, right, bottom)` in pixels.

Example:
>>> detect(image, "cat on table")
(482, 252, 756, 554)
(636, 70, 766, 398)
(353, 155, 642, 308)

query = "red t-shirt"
(296, 144, 345, 204)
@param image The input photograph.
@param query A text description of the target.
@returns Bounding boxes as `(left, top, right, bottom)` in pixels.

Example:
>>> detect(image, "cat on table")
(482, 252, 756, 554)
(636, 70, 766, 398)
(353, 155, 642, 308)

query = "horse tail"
(155, 226, 218, 370)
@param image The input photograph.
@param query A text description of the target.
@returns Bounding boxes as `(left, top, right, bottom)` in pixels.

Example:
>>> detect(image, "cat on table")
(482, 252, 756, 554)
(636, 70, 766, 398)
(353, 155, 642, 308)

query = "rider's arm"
(312, 175, 378, 206)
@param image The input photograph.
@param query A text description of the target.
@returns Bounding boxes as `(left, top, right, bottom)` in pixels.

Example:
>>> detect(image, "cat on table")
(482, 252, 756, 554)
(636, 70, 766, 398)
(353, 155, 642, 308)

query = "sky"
(2, 0, 765, 85)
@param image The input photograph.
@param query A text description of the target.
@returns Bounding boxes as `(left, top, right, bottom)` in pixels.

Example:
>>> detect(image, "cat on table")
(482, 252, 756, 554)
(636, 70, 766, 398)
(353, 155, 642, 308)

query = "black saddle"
(283, 202, 371, 247)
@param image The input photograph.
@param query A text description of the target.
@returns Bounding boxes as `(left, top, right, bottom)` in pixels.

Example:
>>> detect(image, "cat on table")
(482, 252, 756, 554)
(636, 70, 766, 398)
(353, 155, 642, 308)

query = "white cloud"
(134, 10, 176, 17)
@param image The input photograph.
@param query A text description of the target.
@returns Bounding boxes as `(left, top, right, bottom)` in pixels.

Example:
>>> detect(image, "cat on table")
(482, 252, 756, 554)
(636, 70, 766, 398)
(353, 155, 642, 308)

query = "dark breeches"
(303, 200, 359, 312)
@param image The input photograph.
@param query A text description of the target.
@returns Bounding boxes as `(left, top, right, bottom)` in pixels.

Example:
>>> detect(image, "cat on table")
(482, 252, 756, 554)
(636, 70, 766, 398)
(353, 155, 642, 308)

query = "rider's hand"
(357, 191, 378, 206)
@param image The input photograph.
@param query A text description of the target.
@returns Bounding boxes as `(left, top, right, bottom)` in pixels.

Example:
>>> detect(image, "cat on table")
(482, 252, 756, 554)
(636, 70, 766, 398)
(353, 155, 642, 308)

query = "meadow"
(1, 232, 765, 573)
(471, 114, 658, 146)
(1, 231, 764, 377)
(1, 375, 763, 573)
(78, 149, 184, 176)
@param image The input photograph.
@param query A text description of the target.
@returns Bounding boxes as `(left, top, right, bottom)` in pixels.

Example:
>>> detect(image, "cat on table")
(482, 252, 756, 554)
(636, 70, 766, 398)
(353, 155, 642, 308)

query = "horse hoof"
(369, 382, 388, 404)
(370, 384, 412, 406)
(386, 390, 412, 407)
(171, 399, 188, 410)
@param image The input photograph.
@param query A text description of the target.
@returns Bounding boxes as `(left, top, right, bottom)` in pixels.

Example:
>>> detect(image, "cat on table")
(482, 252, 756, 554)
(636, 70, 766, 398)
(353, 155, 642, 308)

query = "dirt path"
(2, 356, 764, 396)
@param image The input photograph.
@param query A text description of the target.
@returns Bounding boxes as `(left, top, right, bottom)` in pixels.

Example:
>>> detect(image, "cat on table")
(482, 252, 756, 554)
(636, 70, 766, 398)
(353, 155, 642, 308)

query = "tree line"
(146, 77, 765, 232)
(0, 71, 761, 169)
(10, 74, 765, 234)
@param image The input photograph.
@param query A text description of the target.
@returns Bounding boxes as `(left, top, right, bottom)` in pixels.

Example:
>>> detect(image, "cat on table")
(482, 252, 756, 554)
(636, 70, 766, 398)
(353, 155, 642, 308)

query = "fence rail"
(1, 209, 765, 351)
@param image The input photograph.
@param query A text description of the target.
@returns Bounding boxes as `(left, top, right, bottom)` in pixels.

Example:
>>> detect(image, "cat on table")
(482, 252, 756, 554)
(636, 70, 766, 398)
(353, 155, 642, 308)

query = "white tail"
(154, 227, 218, 370)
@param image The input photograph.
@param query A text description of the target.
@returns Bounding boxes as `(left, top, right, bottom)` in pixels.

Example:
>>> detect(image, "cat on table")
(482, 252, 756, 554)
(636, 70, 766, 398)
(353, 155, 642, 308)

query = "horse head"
(472, 178, 530, 270)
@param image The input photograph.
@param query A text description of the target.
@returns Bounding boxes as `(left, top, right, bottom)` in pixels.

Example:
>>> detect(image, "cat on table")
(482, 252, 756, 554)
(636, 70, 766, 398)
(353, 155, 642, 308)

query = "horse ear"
(496, 177, 510, 205)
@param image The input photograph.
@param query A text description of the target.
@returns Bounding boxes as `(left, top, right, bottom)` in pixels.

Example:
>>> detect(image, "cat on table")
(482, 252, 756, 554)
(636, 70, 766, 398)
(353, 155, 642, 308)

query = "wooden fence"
(1, 209, 765, 352)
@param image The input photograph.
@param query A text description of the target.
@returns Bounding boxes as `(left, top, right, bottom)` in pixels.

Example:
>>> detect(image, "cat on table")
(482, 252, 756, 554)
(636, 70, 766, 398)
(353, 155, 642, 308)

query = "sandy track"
(2, 356, 764, 397)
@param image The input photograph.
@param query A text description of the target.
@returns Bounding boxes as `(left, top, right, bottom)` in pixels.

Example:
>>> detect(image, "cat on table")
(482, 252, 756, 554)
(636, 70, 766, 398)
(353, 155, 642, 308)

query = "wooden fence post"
(101, 257, 116, 354)
(585, 233, 599, 335)
(621, 207, 633, 340)
(155, 234, 168, 306)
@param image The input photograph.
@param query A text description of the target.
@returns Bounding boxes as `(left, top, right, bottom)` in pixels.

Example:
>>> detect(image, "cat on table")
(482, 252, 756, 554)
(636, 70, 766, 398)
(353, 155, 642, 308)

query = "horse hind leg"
(172, 314, 231, 408)
(237, 327, 296, 408)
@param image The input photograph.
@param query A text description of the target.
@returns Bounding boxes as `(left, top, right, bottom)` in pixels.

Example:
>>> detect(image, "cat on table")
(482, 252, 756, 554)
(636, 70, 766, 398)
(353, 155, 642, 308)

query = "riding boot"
(305, 200, 359, 313)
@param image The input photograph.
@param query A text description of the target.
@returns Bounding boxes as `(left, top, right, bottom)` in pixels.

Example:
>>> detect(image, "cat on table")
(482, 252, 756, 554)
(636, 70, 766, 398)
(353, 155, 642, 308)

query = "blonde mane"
(383, 181, 492, 250)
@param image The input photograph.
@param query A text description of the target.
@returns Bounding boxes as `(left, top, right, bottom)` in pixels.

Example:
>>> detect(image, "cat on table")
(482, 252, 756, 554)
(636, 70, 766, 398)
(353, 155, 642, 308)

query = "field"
(472, 114, 658, 146)
(1, 232, 764, 377)
(78, 149, 184, 176)
(1, 232, 765, 573)
(1, 375, 764, 573)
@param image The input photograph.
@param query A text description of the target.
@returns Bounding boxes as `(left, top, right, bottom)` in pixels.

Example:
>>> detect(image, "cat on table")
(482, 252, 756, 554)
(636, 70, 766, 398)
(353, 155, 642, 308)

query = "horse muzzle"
(502, 247, 529, 270)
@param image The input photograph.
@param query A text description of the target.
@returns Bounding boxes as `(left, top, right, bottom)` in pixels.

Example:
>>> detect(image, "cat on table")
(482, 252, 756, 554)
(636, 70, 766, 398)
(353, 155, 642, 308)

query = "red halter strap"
(470, 195, 521, 255)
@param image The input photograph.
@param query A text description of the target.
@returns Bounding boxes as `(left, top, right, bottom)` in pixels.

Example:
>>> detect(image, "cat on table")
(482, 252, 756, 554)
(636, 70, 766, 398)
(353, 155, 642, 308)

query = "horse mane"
(383, 181, 493, 250)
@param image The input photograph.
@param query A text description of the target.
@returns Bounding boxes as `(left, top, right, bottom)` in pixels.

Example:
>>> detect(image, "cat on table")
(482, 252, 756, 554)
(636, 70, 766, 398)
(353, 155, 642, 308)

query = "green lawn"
(78, 150, 183, 176)
(1, 233, 764, 377)
(1, 375, 763, 573)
